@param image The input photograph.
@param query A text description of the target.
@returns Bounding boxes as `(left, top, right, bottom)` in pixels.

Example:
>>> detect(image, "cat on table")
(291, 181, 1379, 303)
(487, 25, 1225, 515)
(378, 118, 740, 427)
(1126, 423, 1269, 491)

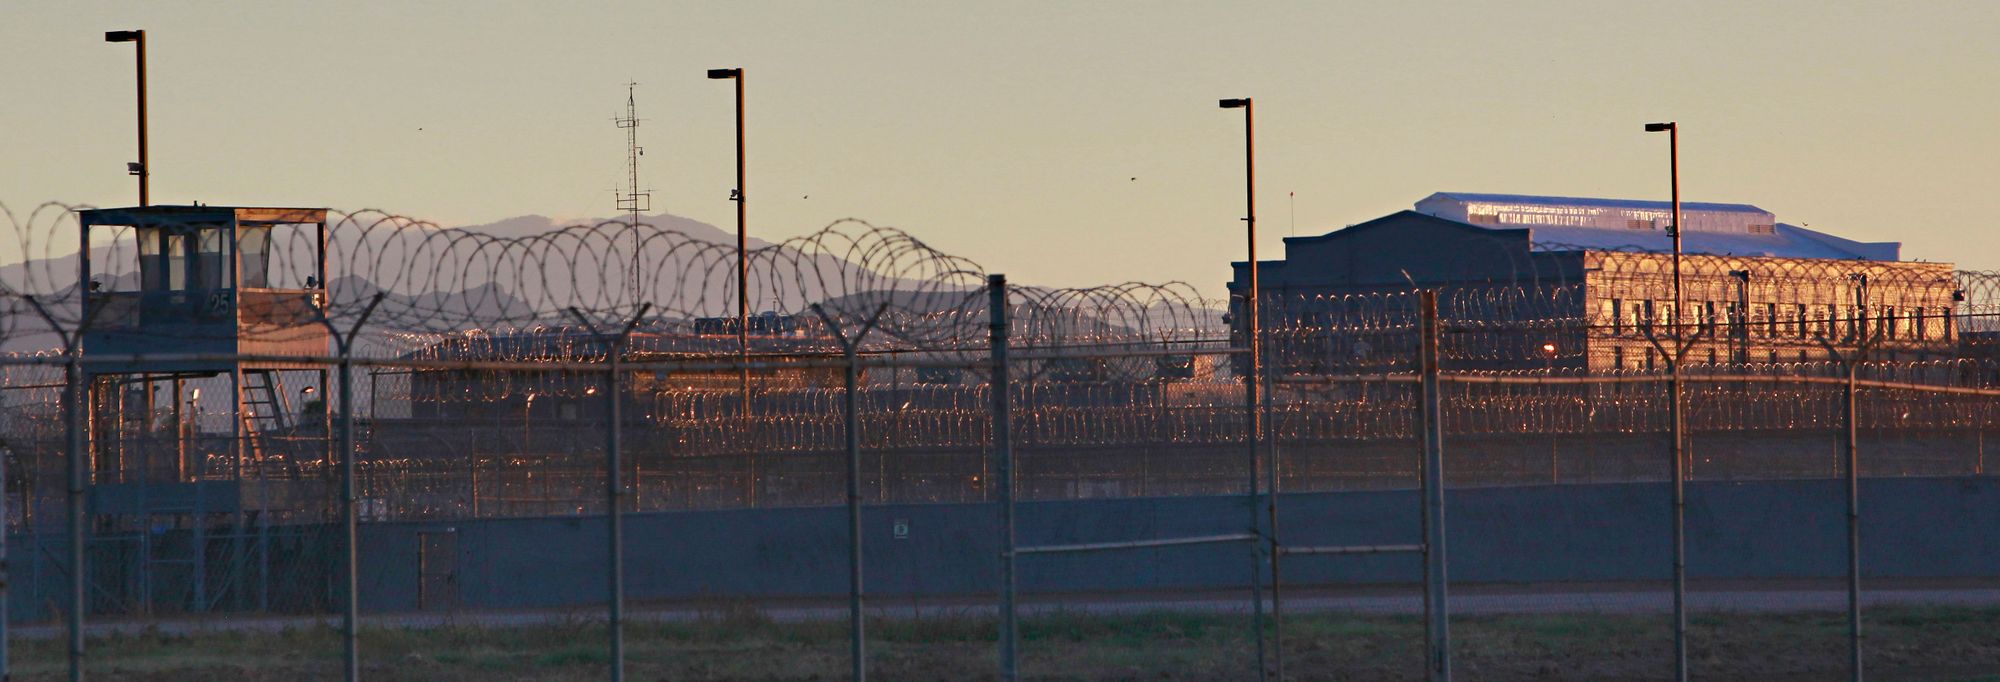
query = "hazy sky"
(7, 1, 1998, 295)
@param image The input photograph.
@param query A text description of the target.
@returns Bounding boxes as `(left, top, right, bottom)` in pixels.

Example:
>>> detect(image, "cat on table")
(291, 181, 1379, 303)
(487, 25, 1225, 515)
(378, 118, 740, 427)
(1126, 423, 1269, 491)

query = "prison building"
(1230, 192, 1960, 373)
(394, 324, 845, 424)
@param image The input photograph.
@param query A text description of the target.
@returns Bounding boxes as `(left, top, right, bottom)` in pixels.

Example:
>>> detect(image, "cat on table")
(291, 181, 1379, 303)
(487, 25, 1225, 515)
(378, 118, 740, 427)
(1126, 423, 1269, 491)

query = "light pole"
(1645, 122, 1682, 313)
(1644, 120, 1688, 682)
(1218, 96, 1272, 680)
(708, 68, 749, 413)
(104, 30, 148, 206)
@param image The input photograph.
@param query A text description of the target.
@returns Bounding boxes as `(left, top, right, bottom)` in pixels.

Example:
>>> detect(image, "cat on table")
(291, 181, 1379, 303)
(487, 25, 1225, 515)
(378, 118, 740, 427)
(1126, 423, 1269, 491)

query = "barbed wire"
(0, 202, 1225, 356)
(5, 199, 2000, 523)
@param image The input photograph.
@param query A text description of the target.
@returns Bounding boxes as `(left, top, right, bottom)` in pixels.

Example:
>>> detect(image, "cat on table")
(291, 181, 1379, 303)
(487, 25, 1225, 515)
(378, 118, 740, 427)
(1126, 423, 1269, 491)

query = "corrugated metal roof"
(1525, 224, 1898, 260)
(1413, 192, 1900, 261)
(1427, 192, 1764, 214)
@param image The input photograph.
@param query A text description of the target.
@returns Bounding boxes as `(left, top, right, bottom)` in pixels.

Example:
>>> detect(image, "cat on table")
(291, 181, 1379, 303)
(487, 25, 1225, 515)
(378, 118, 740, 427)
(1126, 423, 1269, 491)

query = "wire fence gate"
(0, 202, 1998, 680)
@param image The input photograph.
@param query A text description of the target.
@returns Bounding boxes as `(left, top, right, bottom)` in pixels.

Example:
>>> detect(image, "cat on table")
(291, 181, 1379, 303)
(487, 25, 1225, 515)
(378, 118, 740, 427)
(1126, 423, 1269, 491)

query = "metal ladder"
(239, 370, 291, 463)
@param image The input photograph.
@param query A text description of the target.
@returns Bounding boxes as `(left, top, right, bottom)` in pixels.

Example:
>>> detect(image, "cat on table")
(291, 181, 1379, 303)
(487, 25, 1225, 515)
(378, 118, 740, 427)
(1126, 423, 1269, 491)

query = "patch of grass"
(532, 647, 609, 667)
(12, 607, 2000, 680)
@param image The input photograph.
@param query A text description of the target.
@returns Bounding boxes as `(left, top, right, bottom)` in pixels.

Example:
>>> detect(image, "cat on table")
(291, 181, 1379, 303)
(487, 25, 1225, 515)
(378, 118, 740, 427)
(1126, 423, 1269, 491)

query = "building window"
(1469, 213, 1500, 225)
(1627, 219, 1654, 230)
(1747, 223, 1776, 234)
(1604, 299, 1623, 335)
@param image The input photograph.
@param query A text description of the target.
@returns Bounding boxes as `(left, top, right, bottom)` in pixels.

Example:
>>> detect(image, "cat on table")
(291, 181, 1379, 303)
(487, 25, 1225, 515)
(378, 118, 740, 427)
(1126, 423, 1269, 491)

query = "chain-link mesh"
(3, 200, 1998, 679)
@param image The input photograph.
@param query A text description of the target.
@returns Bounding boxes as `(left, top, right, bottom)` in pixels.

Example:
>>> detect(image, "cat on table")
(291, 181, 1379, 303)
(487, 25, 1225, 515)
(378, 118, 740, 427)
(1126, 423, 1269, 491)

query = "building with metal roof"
(1414, 192, 1900, 261)
(1230, 193, 1960, 373)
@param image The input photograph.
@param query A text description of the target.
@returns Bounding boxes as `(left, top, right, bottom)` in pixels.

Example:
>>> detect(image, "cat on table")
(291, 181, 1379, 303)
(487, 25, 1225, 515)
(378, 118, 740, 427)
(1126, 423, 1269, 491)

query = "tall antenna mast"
(614, 82, 650, 304)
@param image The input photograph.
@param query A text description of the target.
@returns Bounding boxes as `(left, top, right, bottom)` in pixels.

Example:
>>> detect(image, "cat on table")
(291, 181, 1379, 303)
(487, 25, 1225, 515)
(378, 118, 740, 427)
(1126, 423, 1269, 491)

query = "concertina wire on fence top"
(1, 200, 1999, 522)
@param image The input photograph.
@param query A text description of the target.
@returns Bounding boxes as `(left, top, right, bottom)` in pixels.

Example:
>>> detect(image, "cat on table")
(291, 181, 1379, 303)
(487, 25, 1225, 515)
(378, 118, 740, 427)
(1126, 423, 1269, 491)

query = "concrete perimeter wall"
(354, 476, 2000, 613)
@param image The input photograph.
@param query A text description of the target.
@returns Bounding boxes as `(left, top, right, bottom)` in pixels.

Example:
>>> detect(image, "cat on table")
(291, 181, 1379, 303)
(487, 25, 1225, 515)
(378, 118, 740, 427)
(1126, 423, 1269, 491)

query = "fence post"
(1, 425, 8, 681)
(1245, 295, 1269, 682)
(990, 274, 1019, 682)
(1844, 359, 1862, 682)
(337, 345, 361, 681)
(26, 296, 88, 682)
(811, 301, 889, 682)
(611, 342, 627, 677)
(844, 340, 865, 681)
(1845, 274, 1869, 682)
(66, 354, 85, 682)
(1418, 290, 1451, 682)
(607, 338, 626, 682)
(1669, 338, 1688, 682)
(325, 293, 384, 682)
(566, 304, 650, 682)
(1264, 314, 1283, 681)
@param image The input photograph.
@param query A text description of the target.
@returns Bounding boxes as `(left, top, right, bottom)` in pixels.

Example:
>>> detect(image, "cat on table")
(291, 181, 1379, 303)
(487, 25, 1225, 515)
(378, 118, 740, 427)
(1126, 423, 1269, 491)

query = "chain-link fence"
(2, 202, 1999, 679)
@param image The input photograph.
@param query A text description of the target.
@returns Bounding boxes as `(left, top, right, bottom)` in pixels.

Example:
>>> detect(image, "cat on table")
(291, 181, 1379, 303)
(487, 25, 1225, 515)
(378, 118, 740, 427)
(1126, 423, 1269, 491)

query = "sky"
(6, 1, 1999, 296)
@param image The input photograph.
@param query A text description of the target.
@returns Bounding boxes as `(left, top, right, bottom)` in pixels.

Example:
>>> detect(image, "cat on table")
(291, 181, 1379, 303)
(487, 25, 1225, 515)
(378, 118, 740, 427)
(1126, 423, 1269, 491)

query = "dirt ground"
(12, 607, 2000, 680)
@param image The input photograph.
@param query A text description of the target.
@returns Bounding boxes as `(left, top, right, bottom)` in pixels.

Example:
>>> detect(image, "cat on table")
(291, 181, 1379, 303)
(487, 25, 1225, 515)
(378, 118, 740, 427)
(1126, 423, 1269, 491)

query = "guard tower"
(72, 205, 334, 614)
(79, 206, 331, 369)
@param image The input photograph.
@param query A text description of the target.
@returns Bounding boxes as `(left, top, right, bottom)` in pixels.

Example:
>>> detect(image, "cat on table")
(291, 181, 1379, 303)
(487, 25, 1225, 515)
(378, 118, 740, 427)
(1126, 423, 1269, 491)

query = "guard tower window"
(137, 229, 189, 291)
(195, 229, 225, 290)
(240, 225, 271, 288)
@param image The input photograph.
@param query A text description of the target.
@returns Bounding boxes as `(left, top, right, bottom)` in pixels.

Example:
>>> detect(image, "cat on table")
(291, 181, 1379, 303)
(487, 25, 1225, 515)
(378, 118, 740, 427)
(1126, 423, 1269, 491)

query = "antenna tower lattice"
(614, 82, 650, 305)
(614, 82, 651, 220)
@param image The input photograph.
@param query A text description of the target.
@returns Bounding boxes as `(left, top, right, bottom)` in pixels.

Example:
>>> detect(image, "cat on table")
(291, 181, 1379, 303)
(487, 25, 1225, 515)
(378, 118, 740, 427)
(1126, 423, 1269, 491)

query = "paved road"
(14, 579, 2000, 639)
